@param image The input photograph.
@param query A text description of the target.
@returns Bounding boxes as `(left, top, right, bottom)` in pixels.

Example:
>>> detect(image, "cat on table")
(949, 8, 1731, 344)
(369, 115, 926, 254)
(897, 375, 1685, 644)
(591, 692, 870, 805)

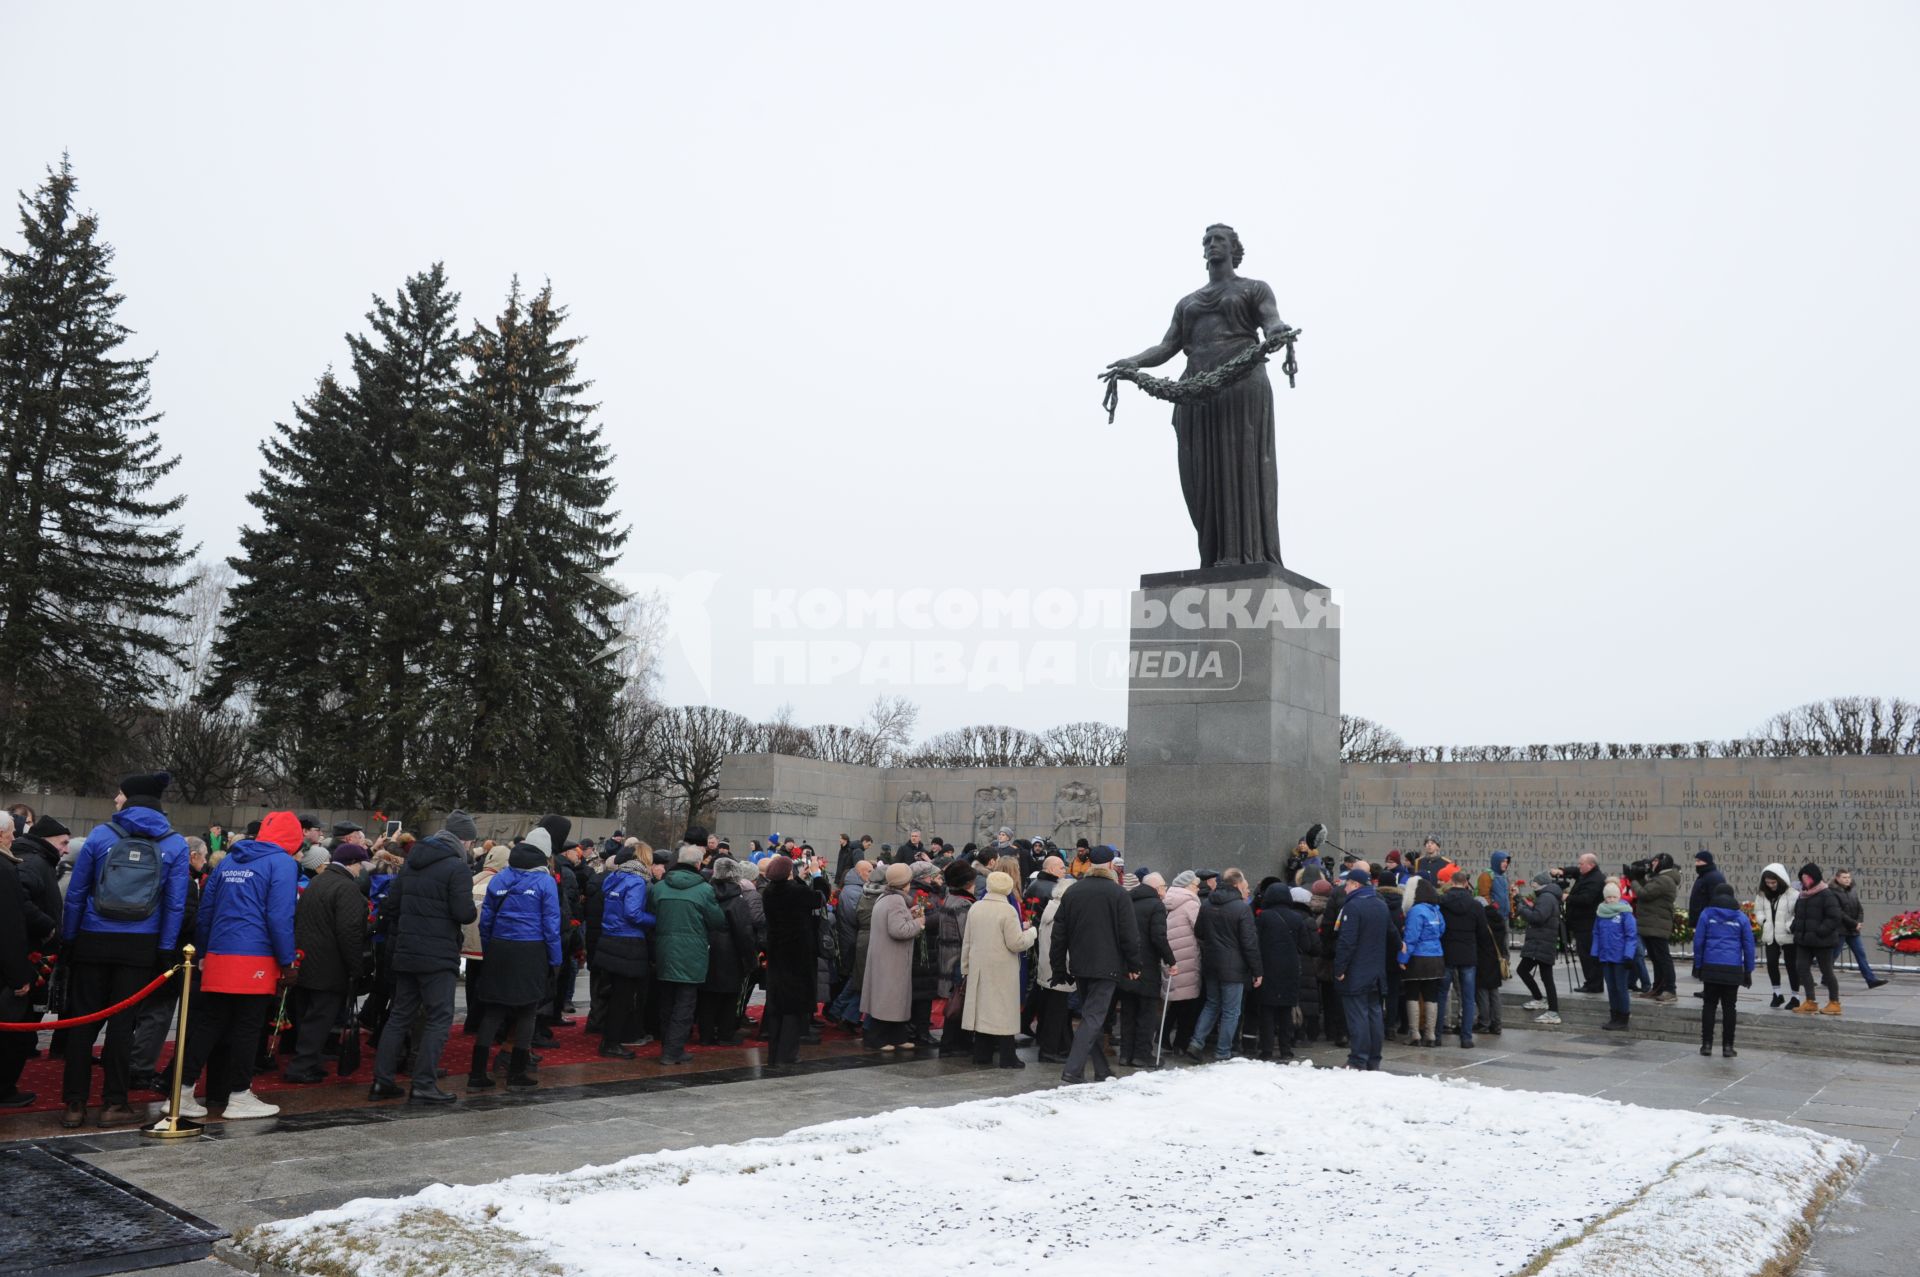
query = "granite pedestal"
(1123, 564, 1340, 876)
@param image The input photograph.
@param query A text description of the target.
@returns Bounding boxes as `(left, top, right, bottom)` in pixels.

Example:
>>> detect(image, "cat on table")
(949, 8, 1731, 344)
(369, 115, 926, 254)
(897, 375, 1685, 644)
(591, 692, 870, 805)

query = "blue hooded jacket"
(61, 804, 191, 949)
(196, 836, 299, 990)
(1400, 900, 1444, 960)
(1487, 852, 1512, 917)
(600, 867, 657, 940)
(481, 863, 563, 967)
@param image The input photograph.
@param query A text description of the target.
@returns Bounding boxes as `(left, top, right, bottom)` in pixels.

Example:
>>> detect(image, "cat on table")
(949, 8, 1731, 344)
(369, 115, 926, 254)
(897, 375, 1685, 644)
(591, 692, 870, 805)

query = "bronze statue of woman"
(1108, 224, 1289, 570)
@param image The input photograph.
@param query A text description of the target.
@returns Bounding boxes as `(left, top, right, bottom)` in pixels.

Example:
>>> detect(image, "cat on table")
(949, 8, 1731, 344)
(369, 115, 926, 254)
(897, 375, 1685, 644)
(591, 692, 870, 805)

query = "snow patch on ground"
(243, 1061, 1860, 1277)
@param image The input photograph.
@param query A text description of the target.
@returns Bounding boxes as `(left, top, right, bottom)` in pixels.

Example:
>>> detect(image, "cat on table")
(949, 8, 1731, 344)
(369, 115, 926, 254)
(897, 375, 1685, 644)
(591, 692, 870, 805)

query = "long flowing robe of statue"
(1165, 276, 1285, 568)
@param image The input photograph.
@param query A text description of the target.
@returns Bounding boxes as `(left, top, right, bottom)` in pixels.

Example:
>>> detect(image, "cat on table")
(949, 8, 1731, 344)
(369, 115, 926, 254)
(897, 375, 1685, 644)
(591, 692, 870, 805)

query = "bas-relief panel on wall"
(972, 786, 1018, 849)
(896, 790, 935, 840)
(1052, 781, 1103, 846)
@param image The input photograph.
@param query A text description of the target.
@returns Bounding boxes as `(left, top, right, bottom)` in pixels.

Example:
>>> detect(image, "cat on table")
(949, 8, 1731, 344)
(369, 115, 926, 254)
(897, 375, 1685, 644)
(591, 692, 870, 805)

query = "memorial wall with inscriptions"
(711, 753, 1920, 944)
(1341, 757, 1920, 940)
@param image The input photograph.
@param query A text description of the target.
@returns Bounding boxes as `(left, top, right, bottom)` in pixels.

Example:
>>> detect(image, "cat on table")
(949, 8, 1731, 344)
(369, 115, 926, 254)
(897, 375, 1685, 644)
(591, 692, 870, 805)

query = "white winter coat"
(1753, 862, 1798, 947)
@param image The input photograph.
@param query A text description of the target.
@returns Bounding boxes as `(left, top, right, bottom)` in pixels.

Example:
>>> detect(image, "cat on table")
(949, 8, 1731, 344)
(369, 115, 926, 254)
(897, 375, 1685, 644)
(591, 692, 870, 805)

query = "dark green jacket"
(1636, 867, 1680, 940)
(651, 865, 723, 984)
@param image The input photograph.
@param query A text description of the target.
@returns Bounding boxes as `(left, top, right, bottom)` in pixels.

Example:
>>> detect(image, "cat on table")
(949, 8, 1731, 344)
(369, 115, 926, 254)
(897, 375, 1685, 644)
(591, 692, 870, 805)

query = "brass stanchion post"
(143, 944, 202, 1140)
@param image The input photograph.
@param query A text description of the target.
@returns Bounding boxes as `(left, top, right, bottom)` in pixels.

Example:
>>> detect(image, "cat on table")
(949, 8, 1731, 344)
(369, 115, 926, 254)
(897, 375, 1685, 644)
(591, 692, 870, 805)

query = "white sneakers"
(1521, 999, 1547, 1011)
(174, 1091, 207, 1118)
(1534, 1011, 1562, 1025)
(220, 1089, 280, 1120)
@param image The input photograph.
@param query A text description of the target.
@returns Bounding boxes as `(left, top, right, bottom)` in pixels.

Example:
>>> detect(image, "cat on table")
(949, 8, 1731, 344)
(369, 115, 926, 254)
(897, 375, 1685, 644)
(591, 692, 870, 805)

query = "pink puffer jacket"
(1164, 886, 1202, 1002)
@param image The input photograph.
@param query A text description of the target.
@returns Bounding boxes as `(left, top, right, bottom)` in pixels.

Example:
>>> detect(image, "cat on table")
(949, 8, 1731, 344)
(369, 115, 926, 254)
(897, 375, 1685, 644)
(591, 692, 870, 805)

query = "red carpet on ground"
(3, 1001, 893, 1117)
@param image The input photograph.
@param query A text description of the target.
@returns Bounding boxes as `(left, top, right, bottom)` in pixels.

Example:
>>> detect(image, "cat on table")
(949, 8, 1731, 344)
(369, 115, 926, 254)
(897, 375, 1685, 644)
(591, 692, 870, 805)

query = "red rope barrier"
(0, 965, 179, 1032)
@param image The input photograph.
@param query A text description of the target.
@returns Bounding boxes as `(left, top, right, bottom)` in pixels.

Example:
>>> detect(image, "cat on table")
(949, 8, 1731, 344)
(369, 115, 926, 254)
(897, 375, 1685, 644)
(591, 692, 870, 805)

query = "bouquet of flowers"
(1670, 910, 1692, 946)
(1738, 901, 1764, 939)
(1881, 911, 1920, 955)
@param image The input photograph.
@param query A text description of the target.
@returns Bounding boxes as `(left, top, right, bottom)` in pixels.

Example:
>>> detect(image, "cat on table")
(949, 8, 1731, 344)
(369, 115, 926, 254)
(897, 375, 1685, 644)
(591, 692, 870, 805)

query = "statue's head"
(1203, 223, 1244, 268)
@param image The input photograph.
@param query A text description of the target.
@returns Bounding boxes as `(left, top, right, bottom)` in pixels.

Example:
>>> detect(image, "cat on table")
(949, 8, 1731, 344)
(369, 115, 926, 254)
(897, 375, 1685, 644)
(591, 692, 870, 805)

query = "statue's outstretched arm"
(1109, 310, 1182, 372)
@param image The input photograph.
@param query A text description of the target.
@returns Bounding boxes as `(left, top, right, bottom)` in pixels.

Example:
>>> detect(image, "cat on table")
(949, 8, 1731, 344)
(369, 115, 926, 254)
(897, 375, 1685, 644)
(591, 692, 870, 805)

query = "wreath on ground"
(1881, 911, 1920, 954)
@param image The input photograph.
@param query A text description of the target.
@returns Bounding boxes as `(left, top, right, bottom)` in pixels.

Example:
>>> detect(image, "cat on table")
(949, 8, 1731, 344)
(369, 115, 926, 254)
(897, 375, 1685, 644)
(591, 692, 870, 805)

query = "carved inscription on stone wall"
(1675, 783, 1920, 914)
(1343, 767, 1920, 935)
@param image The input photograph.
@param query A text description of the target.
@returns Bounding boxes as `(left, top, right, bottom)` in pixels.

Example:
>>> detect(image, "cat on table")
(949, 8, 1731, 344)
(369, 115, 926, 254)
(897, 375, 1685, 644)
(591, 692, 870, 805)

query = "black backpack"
(93, 817, 169, 922)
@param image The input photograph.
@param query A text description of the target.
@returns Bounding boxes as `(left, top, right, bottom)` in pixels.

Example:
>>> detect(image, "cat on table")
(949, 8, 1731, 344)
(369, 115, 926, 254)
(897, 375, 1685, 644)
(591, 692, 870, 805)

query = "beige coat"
(861, 889, 923, 1022)
(959, 895, 1036, 1035)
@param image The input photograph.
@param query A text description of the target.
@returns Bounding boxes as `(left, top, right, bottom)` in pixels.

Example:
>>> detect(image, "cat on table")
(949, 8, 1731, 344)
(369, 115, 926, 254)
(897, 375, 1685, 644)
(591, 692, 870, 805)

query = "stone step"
(1496, 988, 1920, 1063)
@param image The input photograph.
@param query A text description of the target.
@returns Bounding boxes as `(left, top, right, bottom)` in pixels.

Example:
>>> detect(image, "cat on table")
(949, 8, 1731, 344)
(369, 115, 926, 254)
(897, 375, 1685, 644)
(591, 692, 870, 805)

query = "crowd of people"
(0, 780, 1899, 1124)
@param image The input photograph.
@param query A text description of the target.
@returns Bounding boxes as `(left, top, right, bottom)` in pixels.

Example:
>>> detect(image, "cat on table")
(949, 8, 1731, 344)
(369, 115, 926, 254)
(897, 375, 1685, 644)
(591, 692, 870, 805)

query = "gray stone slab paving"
(59, 1024, 1920, 1275)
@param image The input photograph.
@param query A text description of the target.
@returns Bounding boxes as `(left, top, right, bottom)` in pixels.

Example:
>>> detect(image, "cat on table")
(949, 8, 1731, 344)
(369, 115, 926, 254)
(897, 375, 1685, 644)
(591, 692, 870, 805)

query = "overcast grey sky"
(4, 1, 1915, 746)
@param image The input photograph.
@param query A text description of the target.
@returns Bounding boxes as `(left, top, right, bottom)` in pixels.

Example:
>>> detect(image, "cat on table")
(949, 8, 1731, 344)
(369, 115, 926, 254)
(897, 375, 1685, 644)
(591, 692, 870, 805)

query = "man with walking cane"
(1119, 871, 1176, 1067)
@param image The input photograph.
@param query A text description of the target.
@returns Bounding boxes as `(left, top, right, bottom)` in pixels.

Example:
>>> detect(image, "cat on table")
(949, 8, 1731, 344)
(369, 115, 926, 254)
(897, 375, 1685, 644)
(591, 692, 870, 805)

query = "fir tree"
(208, 266, 465, 811)
(0, 159, 187, 791)
(444, 280, 628, 810)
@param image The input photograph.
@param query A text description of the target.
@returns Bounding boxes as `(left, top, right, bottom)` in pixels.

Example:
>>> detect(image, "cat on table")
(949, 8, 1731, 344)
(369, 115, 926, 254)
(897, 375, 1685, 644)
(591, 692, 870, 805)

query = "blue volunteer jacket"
(196, 838, 299, 993)
(600, 871, 657, 940)
(1399, 900, 1444, 960)
(481, 866, 563, 966)
(1589, 906, 1640, 964)
(1693, 906, 1756, 974)
(61, 804, 191, 949)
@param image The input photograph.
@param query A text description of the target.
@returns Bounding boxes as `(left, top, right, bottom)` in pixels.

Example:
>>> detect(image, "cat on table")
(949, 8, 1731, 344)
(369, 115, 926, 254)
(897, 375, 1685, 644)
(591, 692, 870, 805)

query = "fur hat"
(711, 857, 741, 882)
(986, 870, 1014, 896)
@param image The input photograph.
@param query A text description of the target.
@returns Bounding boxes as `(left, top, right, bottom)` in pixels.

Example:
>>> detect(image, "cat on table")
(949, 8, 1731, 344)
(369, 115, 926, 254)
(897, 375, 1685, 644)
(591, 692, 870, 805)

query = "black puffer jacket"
(1790, 881, 1845, 951)
(294, 863, 368, 992)
(1254, 884, 1315, 1006)
(1439, 886, 1488, 967)
(13, 835, 62, 944)
(1195, 886, 1263, 984)
(378, 831, 476, 974)
(1518, 880, 1562, 963)
(1119, 883, 1176, 996)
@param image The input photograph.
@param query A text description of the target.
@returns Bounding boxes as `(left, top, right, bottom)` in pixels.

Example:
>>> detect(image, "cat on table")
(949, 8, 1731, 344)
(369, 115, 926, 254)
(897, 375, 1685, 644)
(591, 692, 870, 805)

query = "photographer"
(1633, 854, 1681, 1002)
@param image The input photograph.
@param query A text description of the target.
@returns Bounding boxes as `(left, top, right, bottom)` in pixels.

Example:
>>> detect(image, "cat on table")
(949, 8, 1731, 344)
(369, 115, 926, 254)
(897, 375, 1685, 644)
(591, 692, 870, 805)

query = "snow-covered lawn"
(243, 1061, 1861, 1277)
